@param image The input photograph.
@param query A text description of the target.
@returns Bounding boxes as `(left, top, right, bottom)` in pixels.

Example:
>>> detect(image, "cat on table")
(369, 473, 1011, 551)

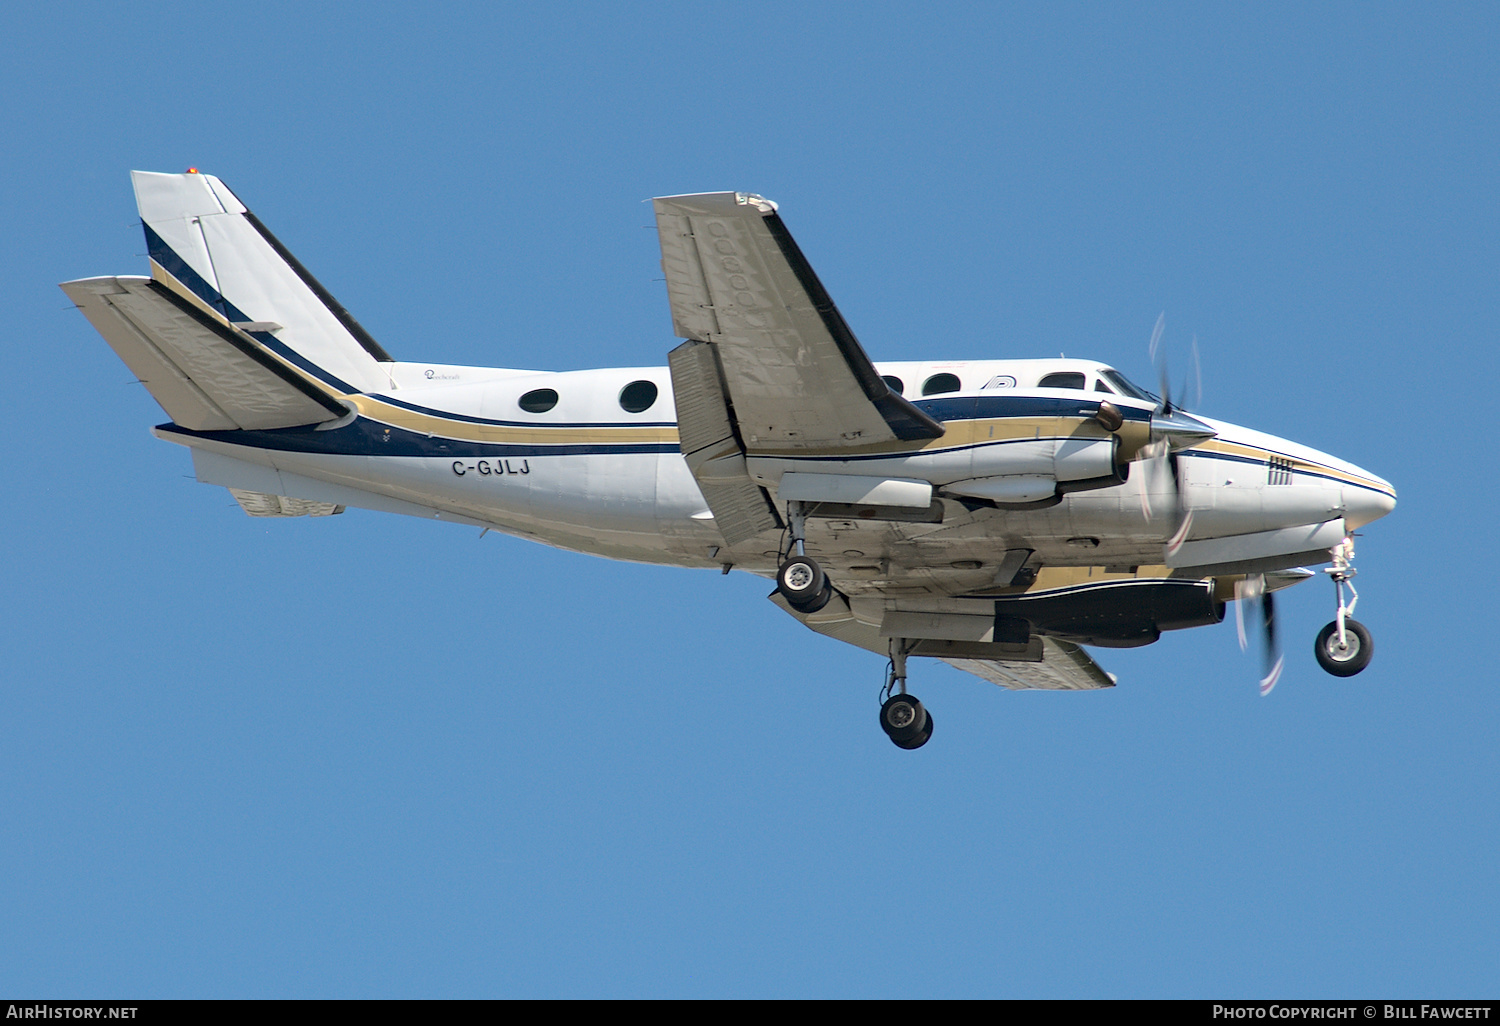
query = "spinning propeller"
(1138, 316, 1281, 693)
(1235, 574, 1284, 696)
(1137, 313, 1215, 559)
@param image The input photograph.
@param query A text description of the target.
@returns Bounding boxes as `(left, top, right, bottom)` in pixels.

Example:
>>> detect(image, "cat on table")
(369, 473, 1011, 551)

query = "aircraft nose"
(1342, 474, 1396, 530)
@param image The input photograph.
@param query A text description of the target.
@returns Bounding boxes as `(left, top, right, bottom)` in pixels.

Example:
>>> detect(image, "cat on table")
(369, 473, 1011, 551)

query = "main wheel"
(791, 578, 834, 614)
(880, 693, 929, 743)
(1314, 618, 1373, 677)
(777, 556, 826, 607)
(890, 709, 934, 750)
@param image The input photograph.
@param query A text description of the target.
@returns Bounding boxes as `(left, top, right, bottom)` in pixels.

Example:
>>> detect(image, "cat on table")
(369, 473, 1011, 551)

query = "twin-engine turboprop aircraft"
(64, 171, 1396, 749)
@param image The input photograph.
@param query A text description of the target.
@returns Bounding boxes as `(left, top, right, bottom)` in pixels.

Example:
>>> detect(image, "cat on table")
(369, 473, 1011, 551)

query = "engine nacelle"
(993, 578, 1225, 648)
(945, 433, 1123, 504)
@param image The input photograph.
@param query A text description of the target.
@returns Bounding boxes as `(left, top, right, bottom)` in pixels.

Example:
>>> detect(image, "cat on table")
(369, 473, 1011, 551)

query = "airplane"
(62, 171, 1397, 749)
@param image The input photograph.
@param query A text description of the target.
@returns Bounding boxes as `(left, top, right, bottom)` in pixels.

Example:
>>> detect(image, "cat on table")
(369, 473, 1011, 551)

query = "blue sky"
(3, 2, 1497, 997)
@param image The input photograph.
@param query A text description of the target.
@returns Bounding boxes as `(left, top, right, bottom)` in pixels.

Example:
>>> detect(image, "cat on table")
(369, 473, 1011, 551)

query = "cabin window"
(881, 374, 905, 396)
(518, 388, 559, 413)
(1038, 372, 1086, 390)
(921, 373, 961, 396)
(618, 379, 658, 413)
(983, 375, 1016, 389)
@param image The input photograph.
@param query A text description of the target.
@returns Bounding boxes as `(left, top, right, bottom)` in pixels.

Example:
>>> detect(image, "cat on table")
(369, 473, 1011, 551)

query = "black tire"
(891, 709, 934, 750)
(777, 556, 825, 605)
(880, 693, 928, 742)
(789, 578, 833, 614)
(1314, 618, 1373, 677)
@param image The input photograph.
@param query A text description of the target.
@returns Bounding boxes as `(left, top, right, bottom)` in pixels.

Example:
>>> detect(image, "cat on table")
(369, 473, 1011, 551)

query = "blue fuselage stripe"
(369, 394, 678, 429)
(157, 411, 1389, 499)
(1178, 449, 1391, 497)
(135, 240, 1383, 500)
(157, 420, 680, 458)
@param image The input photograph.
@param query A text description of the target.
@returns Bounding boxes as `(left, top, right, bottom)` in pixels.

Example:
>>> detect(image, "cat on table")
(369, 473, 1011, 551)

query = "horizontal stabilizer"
(229, 489, 344, 517)
(187, 447, 492, 528)
(61, 276, 345, 431)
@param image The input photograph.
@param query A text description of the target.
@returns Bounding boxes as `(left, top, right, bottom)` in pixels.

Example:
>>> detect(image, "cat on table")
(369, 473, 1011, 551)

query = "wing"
(769, 590, 1117, 691)
(653, 192, 944, 452)
(944, 640, 1116, 691)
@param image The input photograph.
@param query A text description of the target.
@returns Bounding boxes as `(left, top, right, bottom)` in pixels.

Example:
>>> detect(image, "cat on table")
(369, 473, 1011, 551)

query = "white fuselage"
(161, 356, 1396, 581)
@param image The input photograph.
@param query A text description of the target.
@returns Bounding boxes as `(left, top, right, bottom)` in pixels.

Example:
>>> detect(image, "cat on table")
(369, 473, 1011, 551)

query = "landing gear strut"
(1316, 537, 1374, 676)
(879, 640, 933, 750)
(776, 500, 831, 612)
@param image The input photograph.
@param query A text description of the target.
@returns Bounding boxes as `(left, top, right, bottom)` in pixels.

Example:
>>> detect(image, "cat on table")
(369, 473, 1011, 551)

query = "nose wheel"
(1318, 536, 1374, 677)
(1315, 618, 1373, 676)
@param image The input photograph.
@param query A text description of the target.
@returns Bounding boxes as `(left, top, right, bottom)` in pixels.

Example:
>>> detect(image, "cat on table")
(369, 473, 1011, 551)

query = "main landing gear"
(776, 501, 832, 613)
(1316, 537, 1374, 677)
(879, 641, 933, 750)
(775, 501, 931, 748)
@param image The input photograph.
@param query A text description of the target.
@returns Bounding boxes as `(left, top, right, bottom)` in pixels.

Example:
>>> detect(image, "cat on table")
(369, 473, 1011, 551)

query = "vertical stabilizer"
(131, 170, 392, 395)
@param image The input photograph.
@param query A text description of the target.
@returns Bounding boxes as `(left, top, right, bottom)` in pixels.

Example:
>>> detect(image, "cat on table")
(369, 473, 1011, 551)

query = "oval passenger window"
(518, 388, 559, 413)
(618, 380, 658, 413)
(921, 373, 961, 396)
(881, 375, 905, 396)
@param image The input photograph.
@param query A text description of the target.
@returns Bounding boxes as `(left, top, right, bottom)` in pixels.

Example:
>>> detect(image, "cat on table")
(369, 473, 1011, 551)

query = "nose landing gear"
(1317, 537, 1374, 676)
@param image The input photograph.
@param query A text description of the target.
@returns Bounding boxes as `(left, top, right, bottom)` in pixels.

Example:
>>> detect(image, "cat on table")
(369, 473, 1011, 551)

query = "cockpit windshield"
(1100, 369, 1159, 404)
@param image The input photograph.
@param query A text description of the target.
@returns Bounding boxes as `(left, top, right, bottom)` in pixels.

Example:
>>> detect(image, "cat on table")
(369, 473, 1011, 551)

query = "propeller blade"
(1139, 440, 1165, 521)
(1140, 314, 1212, 542)
(1149, 312, 1172, 414)
(1259, 588, 1283, 696)
(1185, 334, 1203, 412)
(1235, 581, 1249, 651)
(1234, 573, 1262, 652)
(1165, 505, 1194, 560)
(1163, 451, 1193, 558)
(1234, 574, 1284, 694)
